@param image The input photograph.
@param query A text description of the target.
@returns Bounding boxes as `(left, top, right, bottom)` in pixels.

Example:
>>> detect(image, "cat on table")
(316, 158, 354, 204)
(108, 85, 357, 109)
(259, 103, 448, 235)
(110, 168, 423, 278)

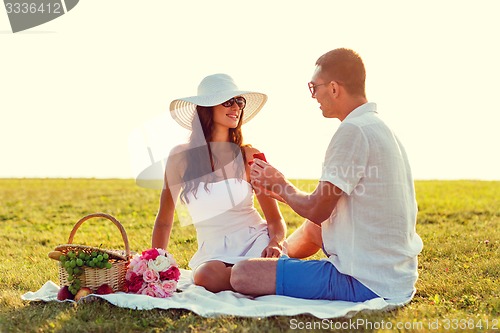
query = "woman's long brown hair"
(179, 105, 248, 203)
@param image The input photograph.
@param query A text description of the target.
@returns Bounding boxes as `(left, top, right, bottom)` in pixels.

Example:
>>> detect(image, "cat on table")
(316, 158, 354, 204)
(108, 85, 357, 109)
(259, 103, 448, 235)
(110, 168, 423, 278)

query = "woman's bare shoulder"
(241, 144, 261, 159)
(170, 143, 189, 155)
(166, 143, 190, 170)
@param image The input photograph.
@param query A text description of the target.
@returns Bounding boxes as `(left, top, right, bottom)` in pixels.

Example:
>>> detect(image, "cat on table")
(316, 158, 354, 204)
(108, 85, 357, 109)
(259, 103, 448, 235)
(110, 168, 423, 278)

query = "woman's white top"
(184, 178, 270, 270)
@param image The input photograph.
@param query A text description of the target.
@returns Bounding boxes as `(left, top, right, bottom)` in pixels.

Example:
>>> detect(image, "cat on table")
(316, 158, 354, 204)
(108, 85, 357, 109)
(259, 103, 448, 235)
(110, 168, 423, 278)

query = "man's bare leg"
(193, 261, 233, 293)
(230, 258, 278, 296)
(286, 219, 323, 258)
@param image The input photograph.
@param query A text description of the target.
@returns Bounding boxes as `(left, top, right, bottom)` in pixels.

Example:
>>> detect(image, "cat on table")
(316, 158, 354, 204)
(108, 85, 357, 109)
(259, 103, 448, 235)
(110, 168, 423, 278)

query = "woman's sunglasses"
(221, 96, 246, 109)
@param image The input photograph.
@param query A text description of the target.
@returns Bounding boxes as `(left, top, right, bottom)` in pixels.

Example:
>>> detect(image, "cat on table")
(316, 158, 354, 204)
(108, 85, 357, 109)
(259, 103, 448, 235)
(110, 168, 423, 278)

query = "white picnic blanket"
(22, 269, 406, 319)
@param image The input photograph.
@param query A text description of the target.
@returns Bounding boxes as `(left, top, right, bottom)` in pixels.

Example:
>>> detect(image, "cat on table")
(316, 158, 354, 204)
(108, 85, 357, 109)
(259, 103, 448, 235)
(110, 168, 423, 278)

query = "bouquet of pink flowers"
(125, 248, 180, 298)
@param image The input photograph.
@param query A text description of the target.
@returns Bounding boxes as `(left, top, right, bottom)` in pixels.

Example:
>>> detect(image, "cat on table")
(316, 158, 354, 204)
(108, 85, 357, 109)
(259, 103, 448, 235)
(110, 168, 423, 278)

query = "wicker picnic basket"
(53, 213, 130, 292)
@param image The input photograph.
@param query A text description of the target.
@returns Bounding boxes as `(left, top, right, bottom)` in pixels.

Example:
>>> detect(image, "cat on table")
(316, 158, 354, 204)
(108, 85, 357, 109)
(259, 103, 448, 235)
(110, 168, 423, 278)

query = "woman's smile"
(226, 113, 239, 120)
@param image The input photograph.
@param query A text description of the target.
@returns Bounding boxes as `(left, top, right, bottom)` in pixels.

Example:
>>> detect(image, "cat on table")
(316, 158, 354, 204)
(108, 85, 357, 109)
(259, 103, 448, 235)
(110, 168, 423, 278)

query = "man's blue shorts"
(275, 256, 379, 302)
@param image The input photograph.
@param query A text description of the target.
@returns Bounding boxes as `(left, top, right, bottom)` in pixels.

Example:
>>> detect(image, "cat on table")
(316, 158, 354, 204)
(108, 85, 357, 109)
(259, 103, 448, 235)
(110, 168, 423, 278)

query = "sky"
(1, 0, 499, 184)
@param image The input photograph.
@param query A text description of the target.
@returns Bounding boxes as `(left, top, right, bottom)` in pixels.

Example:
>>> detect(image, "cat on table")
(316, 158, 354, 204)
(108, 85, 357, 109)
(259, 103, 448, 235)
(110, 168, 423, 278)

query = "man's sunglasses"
(221, 96, 246, 109)
(308, 82, 329, 96)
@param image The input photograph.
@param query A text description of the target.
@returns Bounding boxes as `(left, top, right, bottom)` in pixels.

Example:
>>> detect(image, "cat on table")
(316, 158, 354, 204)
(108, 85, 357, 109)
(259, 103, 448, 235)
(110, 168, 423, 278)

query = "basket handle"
(67, 213, 131, 259)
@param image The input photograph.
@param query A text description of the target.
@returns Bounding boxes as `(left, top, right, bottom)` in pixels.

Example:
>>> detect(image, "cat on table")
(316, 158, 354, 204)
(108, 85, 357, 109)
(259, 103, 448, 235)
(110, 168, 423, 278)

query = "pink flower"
(125, 270, 136, 281)
(143, 268, 160, 283)
(125, 272, 144, 293)
(150, 282, 168, 298)
(126, 248, 179, 298)
(140, 284, 157, 297)
(141, 248, 160, 261)
(160, 266, 181, 282)
(129, 281, 144, 293)
(161, 280, 177, 296)
(131, 259, 148, 275)
(139, 282, 169, 298)
(129, 254, 148, 275)
(129, 255, 142, 267)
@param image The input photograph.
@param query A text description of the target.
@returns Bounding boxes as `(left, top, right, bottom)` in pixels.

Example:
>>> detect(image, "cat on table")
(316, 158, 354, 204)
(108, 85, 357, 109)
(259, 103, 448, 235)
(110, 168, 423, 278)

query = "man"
(230, 48, 423, 304)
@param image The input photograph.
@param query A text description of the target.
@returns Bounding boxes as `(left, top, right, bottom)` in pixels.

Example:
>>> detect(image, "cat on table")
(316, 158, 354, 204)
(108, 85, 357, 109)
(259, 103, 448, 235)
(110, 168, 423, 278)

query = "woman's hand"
(261, 239, 284, 258)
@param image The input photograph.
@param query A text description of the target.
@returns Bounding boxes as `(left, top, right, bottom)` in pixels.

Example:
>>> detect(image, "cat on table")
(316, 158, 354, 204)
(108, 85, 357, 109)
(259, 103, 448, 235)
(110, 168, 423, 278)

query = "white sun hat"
(169, 73, 268, 130)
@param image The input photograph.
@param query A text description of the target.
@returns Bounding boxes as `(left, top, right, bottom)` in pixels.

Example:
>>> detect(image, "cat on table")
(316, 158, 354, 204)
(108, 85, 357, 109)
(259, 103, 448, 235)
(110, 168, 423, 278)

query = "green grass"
(0, 179, 498, 332)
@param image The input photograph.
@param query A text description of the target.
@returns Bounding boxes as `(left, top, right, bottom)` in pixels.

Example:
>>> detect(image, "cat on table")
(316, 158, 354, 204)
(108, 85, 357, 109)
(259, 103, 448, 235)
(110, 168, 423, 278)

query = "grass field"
(0, 179, 498, 332)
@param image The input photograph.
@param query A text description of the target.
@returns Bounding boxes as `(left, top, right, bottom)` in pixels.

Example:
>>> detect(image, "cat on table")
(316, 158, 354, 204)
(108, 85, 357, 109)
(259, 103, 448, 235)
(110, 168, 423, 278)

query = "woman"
(151, 74, 286, 293)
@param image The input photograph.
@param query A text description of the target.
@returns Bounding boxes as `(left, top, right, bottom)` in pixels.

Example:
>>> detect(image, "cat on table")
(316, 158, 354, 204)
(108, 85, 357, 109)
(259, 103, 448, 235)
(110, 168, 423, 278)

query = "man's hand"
(250, 158, 286, 202)
(254, 184, 286, 203)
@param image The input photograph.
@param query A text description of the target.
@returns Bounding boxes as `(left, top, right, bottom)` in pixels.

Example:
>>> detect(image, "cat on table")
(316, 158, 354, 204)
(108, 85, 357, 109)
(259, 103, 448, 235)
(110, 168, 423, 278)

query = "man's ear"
(332, 81, 345, 97)
(331, 81, 339, 96)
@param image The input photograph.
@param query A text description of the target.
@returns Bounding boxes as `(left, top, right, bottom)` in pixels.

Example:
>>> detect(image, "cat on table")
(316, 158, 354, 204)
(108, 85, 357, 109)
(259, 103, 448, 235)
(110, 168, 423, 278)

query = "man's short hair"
(316, 48, 366, 97)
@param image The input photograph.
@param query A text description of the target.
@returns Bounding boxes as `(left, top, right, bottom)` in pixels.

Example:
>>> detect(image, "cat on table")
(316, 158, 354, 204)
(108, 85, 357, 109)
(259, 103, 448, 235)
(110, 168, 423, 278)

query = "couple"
(152, 48, 423, 304)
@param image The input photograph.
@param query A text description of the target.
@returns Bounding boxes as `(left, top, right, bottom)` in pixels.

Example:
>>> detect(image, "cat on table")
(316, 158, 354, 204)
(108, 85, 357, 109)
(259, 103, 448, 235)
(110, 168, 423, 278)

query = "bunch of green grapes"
(59, 250, 112, 295)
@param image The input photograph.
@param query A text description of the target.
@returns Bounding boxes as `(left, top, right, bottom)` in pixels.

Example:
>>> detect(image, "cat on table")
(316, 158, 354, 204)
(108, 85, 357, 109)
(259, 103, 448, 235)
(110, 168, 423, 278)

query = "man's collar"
(344, 102, 377, 121)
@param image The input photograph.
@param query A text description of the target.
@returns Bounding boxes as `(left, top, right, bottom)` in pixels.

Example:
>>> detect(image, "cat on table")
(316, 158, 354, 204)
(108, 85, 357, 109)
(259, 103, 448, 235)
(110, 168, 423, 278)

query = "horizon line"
(0, 177, 499, 182)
